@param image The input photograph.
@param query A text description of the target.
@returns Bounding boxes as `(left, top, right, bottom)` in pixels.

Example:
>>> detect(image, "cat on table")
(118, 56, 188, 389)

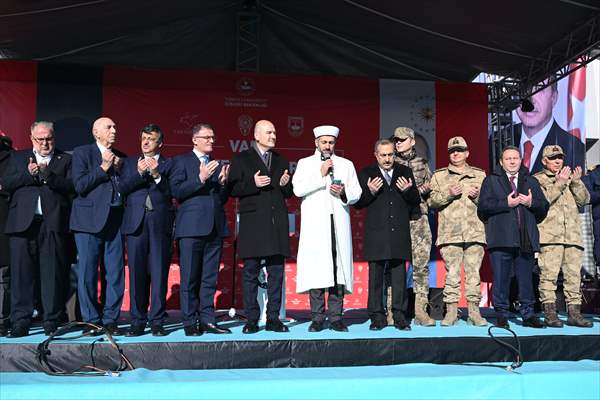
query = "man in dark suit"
(515, 82, 585, 174)
(2, 122, 74, 337)
(354, 139, 420, 331)
(583, 165, 600, 267)
(478, 146, 549, 329)
(170, 123, 230, 336)
(229, 120, 293, 334)
(0, 135, 13, 336)
(70, 117, 127, 335)
(120, 124, 173, 337)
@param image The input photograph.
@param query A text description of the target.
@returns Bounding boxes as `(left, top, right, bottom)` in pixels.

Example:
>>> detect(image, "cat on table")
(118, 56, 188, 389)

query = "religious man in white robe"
(292, 125, 362, 332)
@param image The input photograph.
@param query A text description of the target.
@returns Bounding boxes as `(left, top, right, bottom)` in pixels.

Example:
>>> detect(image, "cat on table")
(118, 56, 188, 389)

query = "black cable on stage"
(36, 322, 134, 376)
(487, 325, 524, 371)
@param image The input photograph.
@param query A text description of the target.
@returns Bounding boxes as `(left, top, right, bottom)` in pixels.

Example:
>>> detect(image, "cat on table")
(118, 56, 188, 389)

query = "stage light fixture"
(521, 98, 534, 112)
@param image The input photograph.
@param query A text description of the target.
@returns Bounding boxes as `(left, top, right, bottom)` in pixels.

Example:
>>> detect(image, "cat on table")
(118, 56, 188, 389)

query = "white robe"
(292, 150, 362, 294)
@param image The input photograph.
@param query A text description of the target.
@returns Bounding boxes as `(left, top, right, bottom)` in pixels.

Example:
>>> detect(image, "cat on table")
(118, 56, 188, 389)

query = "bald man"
(229, 120, 293, 333)
(70, 117, 127, 335)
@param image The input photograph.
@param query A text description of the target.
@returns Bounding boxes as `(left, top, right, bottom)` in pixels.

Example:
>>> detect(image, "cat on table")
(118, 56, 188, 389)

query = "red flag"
(567, 63, 586, 140)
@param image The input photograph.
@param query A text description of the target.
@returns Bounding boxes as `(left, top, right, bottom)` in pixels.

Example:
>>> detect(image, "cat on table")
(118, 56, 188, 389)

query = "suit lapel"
(249, 148, 269, 176)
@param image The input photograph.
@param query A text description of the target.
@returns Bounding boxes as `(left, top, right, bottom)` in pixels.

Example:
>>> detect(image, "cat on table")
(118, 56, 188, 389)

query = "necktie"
(201, 155, 209, 164)
(383, 170, 392, 185)
(522, 141, 533, 171)
(509, 175, 521, 225)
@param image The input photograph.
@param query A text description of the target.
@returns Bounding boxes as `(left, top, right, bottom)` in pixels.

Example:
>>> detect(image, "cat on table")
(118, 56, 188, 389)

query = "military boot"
(414, 296, 435, 326)
(467, 302, 488, 326)
(566, 304, 593, 328)
(441, 303, 458, 326)
(543, 303, 563, 328)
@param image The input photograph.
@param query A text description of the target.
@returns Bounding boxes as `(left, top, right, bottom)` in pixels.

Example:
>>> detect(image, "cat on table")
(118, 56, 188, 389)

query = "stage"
(1, 309, 599, 372)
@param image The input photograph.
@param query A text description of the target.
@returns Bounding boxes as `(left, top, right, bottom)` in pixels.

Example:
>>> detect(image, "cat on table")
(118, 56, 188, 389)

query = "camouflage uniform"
(396, 149, 432, 302)
(429, 163, 486, 305)
(534, 145, 592, 328)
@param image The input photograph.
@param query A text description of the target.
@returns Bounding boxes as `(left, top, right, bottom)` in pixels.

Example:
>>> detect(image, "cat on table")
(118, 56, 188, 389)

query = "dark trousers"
(490, 248, 535, 319)
(309, 215, 344, 323)
(126, 211, 171, 327)
(0, 264, 9, 328)
(178, 228, 222, 327)
(74, 207, 124, 324)
(9, 218, 68, 329)
(368, 259, 407, 323)
(243, 255, 284, 322)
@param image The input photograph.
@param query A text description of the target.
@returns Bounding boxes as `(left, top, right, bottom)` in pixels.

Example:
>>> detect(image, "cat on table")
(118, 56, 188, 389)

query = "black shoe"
(242, 321, 259, 334)
(265, 319, 289, 332)
(329, 320, 349, 332)
(495, 317, 509, 329)
(104, 323, 124, 336)
(369, 320, 386, 331)
(151, 325, 168, 337)
(43, 322, 59, 336)
(308, 321, 324, 332)
(200, 322, 232, 334)
(394, 320, 411, 331)
(183, 325, 203, 336)
(125, 324, 146, 337)
(522, 316, 545, 328)
(7, 326, 29, 338)
(0, 325, 8, 337)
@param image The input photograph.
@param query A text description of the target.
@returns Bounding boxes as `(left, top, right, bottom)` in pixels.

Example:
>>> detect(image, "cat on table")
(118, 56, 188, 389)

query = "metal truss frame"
(236, 4, 260, 72)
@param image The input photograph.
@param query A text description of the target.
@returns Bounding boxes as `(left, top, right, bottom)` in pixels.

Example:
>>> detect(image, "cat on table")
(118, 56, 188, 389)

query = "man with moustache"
(3, 122, 73, 337)
(293, 125, 362, 332)
(429, 136, 488, 327)
(229, 120, 293, 334)
(170, 123, 230, 336)
(120, 124, 174, 337)
(515, 81, 585, 174)
(70, 117, 127, 335)
(355, 139, 419, 331)
(534, 145, 592, 328)
(478, 146, 549, 328)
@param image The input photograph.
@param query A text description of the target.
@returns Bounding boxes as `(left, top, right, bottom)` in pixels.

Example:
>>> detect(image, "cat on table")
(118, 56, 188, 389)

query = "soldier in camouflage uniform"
(391, 127, 435, 326)
(534, 145, 592, 328)
(429, 137, 487, 327)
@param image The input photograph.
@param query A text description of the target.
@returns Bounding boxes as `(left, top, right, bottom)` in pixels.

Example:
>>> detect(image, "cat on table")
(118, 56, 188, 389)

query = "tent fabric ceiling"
(0, 0, 598, 81)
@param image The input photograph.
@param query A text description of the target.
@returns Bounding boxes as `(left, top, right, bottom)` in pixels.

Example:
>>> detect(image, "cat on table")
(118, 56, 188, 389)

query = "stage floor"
(1, 361, 599, 400)
(1, 309, 598, 372)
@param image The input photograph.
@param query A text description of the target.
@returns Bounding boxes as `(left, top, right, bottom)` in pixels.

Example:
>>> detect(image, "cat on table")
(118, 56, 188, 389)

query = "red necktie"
(522, 141, 533, 171)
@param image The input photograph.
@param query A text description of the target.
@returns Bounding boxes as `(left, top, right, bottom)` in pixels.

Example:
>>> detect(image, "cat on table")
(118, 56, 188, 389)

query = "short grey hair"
(30, 121, 54, 133)
(374, 138, 394, 153)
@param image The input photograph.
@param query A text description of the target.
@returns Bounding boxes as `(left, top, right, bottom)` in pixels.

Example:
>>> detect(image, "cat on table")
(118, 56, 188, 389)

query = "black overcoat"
(354, 163, 420, 261)
(228, 148, 293, 259)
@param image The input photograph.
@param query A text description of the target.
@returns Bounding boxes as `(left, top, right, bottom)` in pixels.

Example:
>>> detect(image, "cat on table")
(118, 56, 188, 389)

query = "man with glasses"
(2, 122, 74, 337)
(534, 145, 592, 327)
(71, 117, 127, 335)
(429, 137, 488, 327)
(392, 127, 435, 326)
(170, 123, 230, 336)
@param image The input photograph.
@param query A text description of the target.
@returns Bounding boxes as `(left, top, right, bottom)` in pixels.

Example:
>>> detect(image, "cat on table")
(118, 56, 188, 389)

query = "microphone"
(321, 152, 333, 177)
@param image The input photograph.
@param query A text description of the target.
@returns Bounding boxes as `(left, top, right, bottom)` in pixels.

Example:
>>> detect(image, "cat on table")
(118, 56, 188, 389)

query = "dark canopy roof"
(1, 0, 598, 81)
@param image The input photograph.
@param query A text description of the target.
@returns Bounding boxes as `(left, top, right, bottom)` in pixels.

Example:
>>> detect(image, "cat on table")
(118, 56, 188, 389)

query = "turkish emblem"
(236, 77, 256, 97)
(238, 115, 253, 136)
(288, 116, 304, 137)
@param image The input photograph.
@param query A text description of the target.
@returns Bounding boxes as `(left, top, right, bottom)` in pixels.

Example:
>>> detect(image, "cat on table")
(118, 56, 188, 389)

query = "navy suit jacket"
(3, 149, 74, 234)
(70, 143, 127, 234)
(170, 152, 229, 239)
(120, 155, 174, 235)
(478, 167, 549, 252)
(517, 120, 586, 174)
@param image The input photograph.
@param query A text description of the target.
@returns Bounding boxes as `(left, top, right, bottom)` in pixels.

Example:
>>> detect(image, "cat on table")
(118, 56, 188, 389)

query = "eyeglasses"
(547, 155, 564, 160)
(194, 135, 216, 142)
(32, 136, 55, 144)
(395, 137, 408, 143)
(449, 148, 467, 154)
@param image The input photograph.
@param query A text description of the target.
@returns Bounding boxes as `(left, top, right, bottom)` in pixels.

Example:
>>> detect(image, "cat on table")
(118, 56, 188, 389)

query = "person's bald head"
(93, 117, 117, 148)
(254, 119, 276, 152)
